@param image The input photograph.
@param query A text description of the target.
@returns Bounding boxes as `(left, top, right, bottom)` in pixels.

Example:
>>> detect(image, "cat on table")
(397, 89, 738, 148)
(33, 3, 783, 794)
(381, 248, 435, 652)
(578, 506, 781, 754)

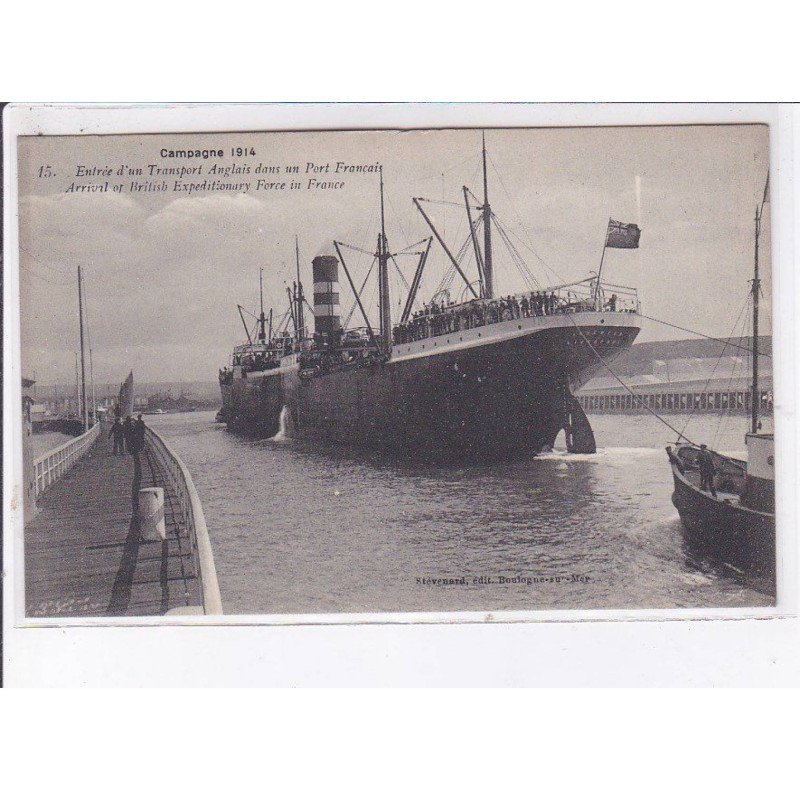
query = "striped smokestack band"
(312, 255, 340, 336)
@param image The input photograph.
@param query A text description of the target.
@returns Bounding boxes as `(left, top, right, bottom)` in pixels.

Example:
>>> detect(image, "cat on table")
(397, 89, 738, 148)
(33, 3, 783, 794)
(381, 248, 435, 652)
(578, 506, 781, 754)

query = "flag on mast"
(605, 219, 641, 249)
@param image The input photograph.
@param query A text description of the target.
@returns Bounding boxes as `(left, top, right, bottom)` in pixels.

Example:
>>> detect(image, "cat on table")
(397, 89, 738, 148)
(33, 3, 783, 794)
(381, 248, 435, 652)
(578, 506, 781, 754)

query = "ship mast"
(751, 203, 761, 435)
(750, 174, 770, 434)
(377, 166, 391, 346)
(295, 235, 305, 339)
(481, 132, 494, 299)
(258, 267, 266, 342)
(463, 185, 485, 297)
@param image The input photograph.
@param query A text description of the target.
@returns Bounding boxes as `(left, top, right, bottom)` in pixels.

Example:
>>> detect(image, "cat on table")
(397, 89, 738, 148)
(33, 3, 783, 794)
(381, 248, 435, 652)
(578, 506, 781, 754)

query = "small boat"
(667, 434, 774, 579)
(666, 176, 775, 586)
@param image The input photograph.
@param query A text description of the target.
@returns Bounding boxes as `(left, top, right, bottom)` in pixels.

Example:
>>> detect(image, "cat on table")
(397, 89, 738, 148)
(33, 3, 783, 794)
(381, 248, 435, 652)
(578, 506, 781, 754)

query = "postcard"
(3, 103, 798, 686)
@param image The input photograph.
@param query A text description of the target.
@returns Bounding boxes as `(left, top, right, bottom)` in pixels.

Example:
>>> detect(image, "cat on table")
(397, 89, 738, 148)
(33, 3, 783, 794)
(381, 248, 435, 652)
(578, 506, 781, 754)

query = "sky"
(17, 124, 770, 385)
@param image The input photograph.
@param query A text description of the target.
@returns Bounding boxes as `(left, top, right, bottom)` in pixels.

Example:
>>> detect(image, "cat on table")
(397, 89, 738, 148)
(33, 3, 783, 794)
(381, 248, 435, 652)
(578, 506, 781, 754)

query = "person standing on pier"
(123, 415, 134, 452)
(128, 414, 144, 455)
(108, 416, 125, 454)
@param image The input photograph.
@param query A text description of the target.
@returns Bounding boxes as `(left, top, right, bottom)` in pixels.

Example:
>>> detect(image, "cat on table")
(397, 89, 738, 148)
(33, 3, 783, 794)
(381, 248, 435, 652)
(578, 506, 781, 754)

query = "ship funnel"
(312, 254, 341, 336)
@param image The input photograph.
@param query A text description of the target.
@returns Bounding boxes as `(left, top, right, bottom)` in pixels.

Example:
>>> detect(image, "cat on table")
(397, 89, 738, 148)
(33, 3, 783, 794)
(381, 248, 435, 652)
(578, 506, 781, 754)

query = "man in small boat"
(665, 445, 685, 474)
(698, 444, 718, 498)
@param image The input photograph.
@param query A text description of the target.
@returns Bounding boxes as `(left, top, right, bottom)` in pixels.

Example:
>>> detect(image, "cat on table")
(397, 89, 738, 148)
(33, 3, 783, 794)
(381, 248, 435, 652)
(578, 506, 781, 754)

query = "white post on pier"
(139, 487, 166, 541)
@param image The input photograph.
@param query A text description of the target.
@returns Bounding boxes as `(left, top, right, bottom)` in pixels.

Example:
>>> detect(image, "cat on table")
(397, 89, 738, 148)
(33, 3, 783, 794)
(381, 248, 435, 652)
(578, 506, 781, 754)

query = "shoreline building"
(576, 337, 773, 415)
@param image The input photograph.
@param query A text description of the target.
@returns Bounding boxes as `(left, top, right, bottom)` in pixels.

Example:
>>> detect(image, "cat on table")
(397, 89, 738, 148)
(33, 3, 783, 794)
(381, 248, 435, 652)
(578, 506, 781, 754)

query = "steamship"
(218, 137, 643, 461)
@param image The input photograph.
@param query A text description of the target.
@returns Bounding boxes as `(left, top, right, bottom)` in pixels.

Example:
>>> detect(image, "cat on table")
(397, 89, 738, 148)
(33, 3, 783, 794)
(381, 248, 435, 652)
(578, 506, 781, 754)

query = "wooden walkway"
(25, 429, 202, 617)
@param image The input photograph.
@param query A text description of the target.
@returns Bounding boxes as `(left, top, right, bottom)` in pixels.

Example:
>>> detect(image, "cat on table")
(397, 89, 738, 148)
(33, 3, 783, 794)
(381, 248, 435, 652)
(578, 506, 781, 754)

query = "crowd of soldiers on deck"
(221, 288, 634, 377)
(223, 337, 297, 379)
(393, 290, 602, 345)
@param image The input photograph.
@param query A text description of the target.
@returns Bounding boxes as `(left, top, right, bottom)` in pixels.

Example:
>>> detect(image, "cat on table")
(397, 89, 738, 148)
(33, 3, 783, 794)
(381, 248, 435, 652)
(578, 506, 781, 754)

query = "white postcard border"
(3, 103, 798, 685)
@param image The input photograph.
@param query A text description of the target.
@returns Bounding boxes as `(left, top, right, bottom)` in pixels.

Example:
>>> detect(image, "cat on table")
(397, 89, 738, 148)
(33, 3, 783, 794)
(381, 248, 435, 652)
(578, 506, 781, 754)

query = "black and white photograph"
(8, 115, 779, 621)
(4, 0, 800, 783)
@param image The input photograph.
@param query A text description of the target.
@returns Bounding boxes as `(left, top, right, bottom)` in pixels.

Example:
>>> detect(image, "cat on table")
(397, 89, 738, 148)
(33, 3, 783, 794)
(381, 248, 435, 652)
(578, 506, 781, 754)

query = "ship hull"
(669, 462, 775, 587)
(221, 311, 640, 461)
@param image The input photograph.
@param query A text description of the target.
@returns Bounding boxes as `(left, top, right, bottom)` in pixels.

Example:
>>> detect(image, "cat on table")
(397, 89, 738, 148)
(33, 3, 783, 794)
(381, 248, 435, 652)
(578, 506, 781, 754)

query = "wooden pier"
(25, 424, 220, 618)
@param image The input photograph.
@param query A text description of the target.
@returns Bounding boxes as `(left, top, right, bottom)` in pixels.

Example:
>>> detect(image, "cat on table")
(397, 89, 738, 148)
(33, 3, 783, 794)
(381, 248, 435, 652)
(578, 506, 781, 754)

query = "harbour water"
(30, 431, 73, 459)
(147, 410, 775, 615)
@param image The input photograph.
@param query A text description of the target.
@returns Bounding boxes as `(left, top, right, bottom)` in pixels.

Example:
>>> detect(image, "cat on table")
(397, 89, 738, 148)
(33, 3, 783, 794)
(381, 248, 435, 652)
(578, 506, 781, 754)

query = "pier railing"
(33, 422, 101, 498)
(143, 426, 223, 615)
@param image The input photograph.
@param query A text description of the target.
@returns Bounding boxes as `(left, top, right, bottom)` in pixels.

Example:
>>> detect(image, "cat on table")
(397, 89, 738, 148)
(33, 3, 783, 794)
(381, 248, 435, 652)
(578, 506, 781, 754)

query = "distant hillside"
(34, 380, 221, 402)
(609, 336, 771, 377)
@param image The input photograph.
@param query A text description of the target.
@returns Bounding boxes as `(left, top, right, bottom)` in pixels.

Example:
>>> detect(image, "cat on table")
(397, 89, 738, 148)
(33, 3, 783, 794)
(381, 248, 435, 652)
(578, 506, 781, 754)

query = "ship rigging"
(219, 133, 643, 461)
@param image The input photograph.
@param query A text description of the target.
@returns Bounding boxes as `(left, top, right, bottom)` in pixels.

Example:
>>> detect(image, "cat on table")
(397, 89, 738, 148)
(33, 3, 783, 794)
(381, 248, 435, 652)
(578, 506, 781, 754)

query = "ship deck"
(675, 466, 741, 505)
(391, 309, 640, 363)
(239, 310, 641, 382)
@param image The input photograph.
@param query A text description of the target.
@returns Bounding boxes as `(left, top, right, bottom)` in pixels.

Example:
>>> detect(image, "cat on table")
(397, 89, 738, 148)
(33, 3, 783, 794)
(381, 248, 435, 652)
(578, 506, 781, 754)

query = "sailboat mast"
(751, 204, 761, 434)
(258, 268, 266, 342)
(90, 347, 96, 426)
(482, 133, 494, 299)
(74, 352, 80, 419)
(77, 265, 88, 432)
(378, 166, 391, 346)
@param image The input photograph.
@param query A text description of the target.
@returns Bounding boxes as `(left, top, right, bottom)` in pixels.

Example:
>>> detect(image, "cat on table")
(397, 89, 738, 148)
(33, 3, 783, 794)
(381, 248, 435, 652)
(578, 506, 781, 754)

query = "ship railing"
(545, 278, 640, 312)
(143, 426, 223, 615)
(299, 341, 385, 373)
(393, 281, 640, 345)
(33, 422, 101, 498)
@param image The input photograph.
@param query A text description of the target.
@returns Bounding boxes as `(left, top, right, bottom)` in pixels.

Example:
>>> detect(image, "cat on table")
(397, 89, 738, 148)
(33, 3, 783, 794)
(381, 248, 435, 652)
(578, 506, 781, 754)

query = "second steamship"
(219, 136, 643, 461)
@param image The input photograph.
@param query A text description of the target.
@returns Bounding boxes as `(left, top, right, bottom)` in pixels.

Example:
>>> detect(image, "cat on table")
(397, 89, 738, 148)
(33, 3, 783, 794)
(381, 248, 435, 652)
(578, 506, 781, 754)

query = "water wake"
(270, 405, 294, 442)
(536, 447, 661, 463)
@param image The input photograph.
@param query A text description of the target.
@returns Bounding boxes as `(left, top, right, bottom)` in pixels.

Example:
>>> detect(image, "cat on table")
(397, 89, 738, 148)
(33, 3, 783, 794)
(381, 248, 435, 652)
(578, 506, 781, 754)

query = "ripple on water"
(146, 411, 775, 614)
